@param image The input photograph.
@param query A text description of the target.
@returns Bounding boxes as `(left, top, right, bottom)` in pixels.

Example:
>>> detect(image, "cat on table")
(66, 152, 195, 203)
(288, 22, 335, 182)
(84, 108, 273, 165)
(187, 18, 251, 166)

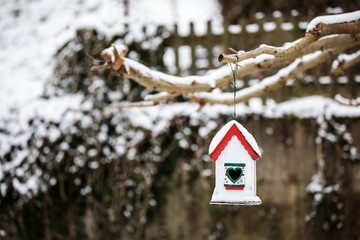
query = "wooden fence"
(160, 16, 360, 101)
(164, 16, 305, 74)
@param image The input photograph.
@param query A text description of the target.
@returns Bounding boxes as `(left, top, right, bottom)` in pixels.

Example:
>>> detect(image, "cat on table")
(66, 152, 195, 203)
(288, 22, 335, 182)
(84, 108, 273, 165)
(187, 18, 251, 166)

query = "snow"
(264, 22, 276, 32)
(291, 9, 299, 17)
(13, 171, 41, 195)
(281, 22, 294, 31)
(170, 0, 223, 36)
(246, 24, 259, 33)
(0, 0, 223, 127)
(356, 76, 360, 83)
(307, 172, 340, 205)
(337, 76, 348, 84)
(319, 76, 331, 85)
(208, 120, 262, 157)
(306, 10, 360, 32)
(255, 12, 265, 20)
(201, 169, 212, 177)
(123, 57, 230, 88)
(228, 25, 242, 34)
(332, 50, 360, 68)
(307, 173, 323, 193)
(144, 92, 360, 124)
(103, 45, 128, 62)
(144, 92, 173, 101)
(265, 96, 360, 119)
(240, 52, 275, 65)
(335, 94, 360, 106)
(326, 7, 343, 14)
(273, 11, 283, 18)
(298, 21, 309, 30)
(179, 46, 192, 73)
(163, 47, 177, 74)
(123, 96, 360, 124)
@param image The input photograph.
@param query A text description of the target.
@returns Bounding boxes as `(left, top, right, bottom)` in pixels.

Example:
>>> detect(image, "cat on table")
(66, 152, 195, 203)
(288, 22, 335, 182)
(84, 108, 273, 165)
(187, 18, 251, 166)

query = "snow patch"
(307, 10, 360, 32)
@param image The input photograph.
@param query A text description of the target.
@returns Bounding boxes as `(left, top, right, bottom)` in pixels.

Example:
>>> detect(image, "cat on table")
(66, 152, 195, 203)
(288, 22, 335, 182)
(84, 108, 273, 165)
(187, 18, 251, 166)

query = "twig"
(334, 94, 360, 106)
(331, 50, 360, 76)
(107, 101, 158, 108)
(144, 92, 180, 102)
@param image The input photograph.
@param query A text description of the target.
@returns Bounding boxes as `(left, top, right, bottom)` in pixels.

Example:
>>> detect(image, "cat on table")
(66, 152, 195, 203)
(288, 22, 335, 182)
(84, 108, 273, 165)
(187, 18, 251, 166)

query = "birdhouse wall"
(211, 135, 257, 202)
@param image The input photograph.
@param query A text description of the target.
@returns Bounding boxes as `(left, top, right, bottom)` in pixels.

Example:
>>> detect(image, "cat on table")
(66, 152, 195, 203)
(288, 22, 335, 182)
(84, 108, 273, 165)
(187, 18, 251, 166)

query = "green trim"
(224, 184, 245, 187)
(224, 163, 245, 167)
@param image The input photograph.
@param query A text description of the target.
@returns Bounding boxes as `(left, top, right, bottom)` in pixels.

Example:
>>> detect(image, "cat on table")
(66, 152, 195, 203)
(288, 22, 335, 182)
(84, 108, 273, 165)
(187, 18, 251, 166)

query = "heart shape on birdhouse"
(226, 167, 243, 183)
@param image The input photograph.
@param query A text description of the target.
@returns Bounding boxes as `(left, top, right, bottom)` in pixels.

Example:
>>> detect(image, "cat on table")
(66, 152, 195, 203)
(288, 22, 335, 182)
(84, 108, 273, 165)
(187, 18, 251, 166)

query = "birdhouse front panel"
(213, 135, 256, 197)
(209, 120, 262, 205)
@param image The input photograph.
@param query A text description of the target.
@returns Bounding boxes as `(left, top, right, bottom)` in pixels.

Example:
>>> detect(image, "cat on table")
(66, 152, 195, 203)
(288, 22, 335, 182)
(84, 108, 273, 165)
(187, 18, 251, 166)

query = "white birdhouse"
(209, 120, 262, 205)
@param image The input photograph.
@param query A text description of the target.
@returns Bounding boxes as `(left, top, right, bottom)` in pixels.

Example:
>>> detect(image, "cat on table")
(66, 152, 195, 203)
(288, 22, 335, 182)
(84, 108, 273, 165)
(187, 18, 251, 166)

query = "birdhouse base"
(210, 196, 262, 206)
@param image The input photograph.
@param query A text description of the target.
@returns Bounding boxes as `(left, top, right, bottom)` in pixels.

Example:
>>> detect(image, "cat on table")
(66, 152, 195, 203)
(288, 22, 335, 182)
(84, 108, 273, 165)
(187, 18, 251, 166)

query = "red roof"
(210, 124, 261, 161)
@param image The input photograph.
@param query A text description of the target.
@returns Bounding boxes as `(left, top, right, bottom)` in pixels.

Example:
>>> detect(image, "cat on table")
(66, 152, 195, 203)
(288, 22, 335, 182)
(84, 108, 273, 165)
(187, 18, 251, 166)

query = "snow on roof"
(208, 120, 262, 160)
(306, 10, 360, 32)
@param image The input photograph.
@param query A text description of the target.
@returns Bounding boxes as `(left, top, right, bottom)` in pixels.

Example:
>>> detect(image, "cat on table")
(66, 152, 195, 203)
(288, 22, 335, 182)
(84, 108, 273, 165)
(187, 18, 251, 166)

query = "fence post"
(275, 15, 284, 44)
(330, 76, 338, 98)
(239, 18, 248, 51)
(173, 24, 180, 75)
(190, 22, 197, 74)
(348, 68, 358, 98)
(223, 20, 230, 49)
(290, 14, 302, 40)
(207, 20, 214, 69)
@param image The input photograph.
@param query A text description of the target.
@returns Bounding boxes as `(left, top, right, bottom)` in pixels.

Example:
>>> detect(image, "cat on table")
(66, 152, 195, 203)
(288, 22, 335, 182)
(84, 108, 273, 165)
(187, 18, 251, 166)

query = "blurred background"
(1, 0, 360, 239)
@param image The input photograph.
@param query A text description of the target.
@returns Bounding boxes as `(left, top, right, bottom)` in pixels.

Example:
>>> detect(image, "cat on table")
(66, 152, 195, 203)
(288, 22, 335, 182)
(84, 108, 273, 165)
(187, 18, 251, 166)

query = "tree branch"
(144, 92, 181, 102)
(334, 94, 360, 106)
(194, 50, 344, 105)
(219, 13, 360, 64)
(331, 50, 360, 76)
(91, 11, 360, 107)
(107, 101, 158, 108)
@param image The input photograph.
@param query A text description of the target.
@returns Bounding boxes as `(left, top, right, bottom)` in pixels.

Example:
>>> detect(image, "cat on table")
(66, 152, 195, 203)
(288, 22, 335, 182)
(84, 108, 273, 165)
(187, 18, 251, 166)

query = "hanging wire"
(230, 63, 237, 120)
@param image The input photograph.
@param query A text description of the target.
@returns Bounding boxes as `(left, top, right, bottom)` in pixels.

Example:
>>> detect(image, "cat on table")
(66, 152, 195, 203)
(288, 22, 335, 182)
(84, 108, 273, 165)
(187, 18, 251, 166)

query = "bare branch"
(331, 50, 360, 76)
(195, 50, 342, 105)
(144, 92, 180, 102)
(334, 94, 360, 106)
(219, 17, 360, 64)
(221, 34, 360, 84)
(107, 101, 158, 108)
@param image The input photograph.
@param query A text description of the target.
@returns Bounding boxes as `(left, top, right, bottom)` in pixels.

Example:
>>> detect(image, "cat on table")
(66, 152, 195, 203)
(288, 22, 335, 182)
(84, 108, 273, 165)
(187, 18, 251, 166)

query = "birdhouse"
(209, 120, 262, 205)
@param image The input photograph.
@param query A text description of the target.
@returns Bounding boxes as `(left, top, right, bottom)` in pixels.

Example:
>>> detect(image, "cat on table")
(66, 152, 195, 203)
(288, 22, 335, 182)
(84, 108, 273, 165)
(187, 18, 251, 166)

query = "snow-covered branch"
(331, 50, 360, 76)
(91, 11, 360, 106)
(219, 10, 360, 64)
(335, 94, 360, 106)
(194, 49, 345, 105)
